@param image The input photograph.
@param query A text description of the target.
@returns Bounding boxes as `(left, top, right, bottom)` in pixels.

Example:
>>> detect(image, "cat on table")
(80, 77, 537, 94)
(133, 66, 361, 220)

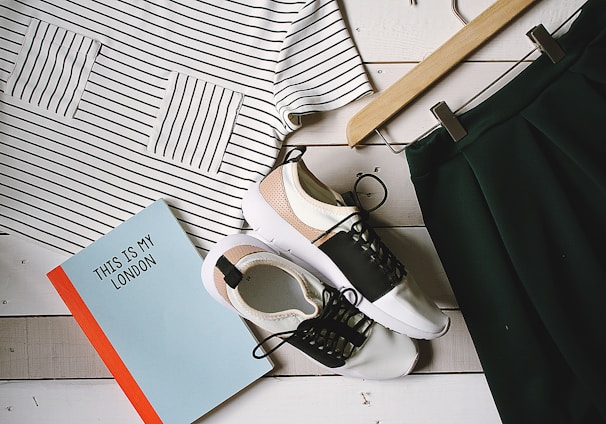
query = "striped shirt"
(0, 0, 372, 255)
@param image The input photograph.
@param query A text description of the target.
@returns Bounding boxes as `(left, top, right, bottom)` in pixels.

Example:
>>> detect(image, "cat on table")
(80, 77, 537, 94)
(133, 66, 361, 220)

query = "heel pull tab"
(283, 146, 307, 164)
(217, 255, 243, 289)
(431, 101, 467, 142)
(527, 24, 565, 64)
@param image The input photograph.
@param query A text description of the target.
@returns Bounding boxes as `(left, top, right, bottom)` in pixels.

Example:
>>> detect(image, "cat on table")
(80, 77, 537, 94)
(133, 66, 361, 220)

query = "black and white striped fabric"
(6, 18, 100, 118)
(149, 72, 243, 173)
(0, 0, 372, 255)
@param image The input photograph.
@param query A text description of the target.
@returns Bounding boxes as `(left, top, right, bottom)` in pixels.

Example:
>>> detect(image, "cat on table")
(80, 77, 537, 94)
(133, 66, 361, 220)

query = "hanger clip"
(526, 24, 565, 64)
(431, 101, 467, 142)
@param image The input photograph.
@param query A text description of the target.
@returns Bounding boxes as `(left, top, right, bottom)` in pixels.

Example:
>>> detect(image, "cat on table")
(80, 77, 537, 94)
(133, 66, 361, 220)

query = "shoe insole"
(238, 265, 316, 315)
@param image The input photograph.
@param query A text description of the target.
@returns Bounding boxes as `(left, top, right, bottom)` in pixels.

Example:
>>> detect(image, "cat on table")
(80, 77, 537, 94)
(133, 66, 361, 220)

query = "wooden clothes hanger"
(346, 0, 540, 148)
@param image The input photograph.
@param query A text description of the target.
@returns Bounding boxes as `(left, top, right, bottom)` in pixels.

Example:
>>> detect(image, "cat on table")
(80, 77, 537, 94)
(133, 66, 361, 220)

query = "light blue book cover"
(48, 199, 272, 424)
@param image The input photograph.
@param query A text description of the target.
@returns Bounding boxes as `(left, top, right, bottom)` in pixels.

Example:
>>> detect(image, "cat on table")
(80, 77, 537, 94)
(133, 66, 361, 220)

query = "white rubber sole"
(242, 180, 449, 340)
(286, 336, 419, 381)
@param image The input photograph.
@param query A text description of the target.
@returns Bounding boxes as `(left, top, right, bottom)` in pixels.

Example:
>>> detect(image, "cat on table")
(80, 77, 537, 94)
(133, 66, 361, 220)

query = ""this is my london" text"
(92, 234, 156, 290)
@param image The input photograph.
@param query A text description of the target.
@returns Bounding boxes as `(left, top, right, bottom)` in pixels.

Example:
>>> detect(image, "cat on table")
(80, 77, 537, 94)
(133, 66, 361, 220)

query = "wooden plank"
(0, 317, 109, 379)
(1, 226, 475, 379)
(0, 235, 68, 316)
(0, 318, 27, 378)
(0, 311, 480, 379)
(0, 225, 456, 316)
(292, 145, 424, 226)
(0, 375, 502, 424)
(0, 1, 584, 421)
(0, 379, 142, 424)
(345, 0, 583, 63)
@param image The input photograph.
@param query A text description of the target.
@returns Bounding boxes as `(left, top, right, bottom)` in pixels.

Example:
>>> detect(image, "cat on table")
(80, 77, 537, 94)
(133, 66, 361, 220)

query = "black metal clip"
(527, 24, 565, 64)
(431, 101, 467, 142)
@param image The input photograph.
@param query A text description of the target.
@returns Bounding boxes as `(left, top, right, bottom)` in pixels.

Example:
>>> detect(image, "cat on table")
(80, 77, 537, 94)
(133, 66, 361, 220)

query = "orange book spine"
(47, 265, 162, 424)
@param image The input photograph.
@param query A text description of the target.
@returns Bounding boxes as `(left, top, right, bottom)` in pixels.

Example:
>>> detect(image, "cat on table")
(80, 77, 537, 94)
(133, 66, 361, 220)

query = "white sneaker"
(241, 147, 450, 340)
(201, 233, 419, 380)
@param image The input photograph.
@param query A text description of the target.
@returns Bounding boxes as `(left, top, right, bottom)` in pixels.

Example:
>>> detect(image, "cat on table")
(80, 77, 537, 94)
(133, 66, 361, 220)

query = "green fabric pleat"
(406, 1, 606, 423)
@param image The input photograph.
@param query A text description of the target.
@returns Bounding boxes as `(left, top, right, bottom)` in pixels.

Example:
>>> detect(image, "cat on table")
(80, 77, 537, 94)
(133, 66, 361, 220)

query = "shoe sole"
(242, 180, 449, 340)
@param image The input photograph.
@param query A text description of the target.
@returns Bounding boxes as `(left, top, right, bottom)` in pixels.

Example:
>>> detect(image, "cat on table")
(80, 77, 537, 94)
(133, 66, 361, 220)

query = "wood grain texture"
(0, 230, 474, 380)
(347, 0, 581, 62)
(0, 375, 501, 424)
(0, 0, 588, 422)
(0, 226, 453, 313)
(0, 311, 480, 379)
(346, 0, 539, 146)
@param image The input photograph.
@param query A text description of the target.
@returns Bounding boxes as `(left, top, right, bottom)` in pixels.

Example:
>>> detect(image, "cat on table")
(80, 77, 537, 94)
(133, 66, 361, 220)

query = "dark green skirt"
(406, 1, 606, 422)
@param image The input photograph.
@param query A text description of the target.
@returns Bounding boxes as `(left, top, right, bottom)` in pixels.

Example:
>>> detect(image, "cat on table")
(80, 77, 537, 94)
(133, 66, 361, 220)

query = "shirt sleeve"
(273, 0, 373, 130)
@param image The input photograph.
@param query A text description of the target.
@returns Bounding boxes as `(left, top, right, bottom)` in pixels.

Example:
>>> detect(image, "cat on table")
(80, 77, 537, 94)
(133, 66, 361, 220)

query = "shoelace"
(349, 217, 407, 286)
(252, 285, 373, 362)
(312, 173, 407, 286)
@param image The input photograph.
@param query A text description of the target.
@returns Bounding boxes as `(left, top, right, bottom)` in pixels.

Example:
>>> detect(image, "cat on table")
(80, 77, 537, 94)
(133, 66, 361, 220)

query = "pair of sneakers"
(201, 147, 449, 380)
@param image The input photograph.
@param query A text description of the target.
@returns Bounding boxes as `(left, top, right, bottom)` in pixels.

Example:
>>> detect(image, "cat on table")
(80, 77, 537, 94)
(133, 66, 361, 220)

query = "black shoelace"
(311, 173, 407, 286)
(252, 285, 373, 365)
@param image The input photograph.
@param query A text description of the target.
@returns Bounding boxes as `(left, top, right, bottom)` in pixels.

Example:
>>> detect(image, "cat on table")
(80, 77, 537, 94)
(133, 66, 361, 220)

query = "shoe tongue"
(339, 190, 359, 207)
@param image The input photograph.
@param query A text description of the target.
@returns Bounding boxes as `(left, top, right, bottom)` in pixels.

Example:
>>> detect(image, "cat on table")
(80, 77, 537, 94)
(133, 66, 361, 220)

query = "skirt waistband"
(406, 0, 606, 178)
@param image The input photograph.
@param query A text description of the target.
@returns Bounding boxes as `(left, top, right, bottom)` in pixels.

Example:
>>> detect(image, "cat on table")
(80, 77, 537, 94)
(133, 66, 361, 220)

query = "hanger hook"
(410, 1, 468, 25)
(452, 0, 468, 25)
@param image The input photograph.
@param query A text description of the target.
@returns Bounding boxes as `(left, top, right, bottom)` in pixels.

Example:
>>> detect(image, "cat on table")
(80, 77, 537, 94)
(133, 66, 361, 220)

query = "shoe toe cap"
(344, 324, 419, 380)
(374, 274, 450, 339)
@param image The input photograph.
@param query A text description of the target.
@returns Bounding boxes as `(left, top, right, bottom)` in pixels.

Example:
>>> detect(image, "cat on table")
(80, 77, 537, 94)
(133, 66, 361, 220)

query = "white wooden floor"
(0, 1, 586, 422)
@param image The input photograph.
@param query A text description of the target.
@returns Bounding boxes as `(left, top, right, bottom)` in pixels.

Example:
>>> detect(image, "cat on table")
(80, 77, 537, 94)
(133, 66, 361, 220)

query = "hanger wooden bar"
(346, 0, 540, 147)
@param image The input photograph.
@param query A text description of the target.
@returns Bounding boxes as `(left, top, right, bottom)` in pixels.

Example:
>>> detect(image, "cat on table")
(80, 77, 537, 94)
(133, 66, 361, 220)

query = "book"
(47, 198, 272, 424)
